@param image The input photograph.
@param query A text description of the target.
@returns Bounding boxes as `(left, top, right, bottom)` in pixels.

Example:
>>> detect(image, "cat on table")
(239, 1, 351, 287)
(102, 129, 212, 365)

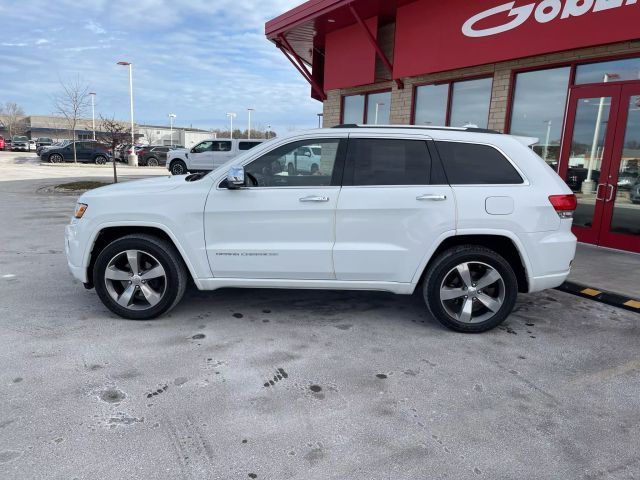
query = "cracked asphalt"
(1, 152, 639, 479)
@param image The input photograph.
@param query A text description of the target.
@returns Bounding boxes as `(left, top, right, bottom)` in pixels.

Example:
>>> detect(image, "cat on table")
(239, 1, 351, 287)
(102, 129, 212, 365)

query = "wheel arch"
(85, 224, 198, 289)
(412, 233, 530, 294)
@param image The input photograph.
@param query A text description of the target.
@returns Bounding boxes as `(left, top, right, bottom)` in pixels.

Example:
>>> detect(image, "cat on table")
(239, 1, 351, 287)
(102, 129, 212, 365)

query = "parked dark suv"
(35, 137, 53, 149)
(136, 145, 170, 166)
(42, 141, 111, 164)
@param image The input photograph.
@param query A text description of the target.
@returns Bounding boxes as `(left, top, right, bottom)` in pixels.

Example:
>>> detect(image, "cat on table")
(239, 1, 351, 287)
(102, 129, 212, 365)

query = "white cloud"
(35, 39, 50, 45)
(84, 20, 106, 35)
(2, 42, 28, 47)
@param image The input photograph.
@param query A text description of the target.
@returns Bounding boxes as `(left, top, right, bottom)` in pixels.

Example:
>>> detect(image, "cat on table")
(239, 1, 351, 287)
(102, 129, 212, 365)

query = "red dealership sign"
(394, 0, 640, 78)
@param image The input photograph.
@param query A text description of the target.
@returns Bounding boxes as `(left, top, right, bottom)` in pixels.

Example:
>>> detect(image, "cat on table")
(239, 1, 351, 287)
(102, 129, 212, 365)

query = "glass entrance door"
(559, 84, 640, 253)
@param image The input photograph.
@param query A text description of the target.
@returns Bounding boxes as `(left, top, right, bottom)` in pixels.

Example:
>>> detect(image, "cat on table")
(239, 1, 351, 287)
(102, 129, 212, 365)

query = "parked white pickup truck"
(282, 145, 322, 175)
(167, 139, 266, 175)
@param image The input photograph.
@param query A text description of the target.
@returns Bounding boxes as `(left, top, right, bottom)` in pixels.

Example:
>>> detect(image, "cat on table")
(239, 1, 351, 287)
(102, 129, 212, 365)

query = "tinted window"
(213, 141, 231, 152)
(244, 139, 341, 188)
(414, 84, 448, 126)
(347, 139, 431, 186)
(239, 141, 260, 151)
(435, 142, 523, 185)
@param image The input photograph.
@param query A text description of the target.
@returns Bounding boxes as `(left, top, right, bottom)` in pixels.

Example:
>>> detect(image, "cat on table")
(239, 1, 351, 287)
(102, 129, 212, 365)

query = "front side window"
(449, 78, 493, 128)
(212, 141, 231, 152)
(346, 139, 431, 186)
(193, 141, 213, 153)
(435, 141, 523, 185)
(509, 66, 571, 168)
(244, 139, 341, 188)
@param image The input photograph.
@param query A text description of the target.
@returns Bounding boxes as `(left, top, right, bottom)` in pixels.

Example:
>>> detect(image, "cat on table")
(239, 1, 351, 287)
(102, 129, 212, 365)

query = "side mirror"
(227, 166, 245, 188)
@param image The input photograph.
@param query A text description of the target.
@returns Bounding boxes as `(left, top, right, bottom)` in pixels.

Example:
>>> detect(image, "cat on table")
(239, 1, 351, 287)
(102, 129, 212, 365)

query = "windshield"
(38, 138, 53, 142)
(14, 136, 28, 141)
(311, 147, 321, 156)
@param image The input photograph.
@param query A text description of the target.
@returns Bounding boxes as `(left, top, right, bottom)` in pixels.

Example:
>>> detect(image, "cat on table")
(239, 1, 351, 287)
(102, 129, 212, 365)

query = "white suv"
(167, 139, 265, 175)
(65, 126, 577, 333)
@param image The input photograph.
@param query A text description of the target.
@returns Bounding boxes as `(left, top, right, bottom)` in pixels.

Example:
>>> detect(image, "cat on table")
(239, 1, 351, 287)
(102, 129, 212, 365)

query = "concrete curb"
(556, 281, 640, 314)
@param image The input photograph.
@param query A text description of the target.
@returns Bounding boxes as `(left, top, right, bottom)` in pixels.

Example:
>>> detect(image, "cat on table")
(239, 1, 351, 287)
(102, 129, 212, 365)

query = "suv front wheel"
(93, 234, 188, 320)
(423, 246, 518, 333)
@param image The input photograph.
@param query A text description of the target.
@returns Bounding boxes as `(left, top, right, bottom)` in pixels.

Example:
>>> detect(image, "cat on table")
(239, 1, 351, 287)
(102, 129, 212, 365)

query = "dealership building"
(266, 0, 640, 253)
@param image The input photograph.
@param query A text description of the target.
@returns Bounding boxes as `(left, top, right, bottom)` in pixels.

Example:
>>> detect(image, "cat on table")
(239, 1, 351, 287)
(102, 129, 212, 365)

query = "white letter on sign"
(462, 2, 535, 38)
(535, 0, 563, 22)
(561, 0, 595, 18)
(593, 0, 624, 11)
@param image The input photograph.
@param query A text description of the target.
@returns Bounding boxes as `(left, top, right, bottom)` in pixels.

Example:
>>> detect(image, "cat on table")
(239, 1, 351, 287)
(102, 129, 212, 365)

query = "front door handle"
(417, 194, 447, 201)
(299, 195, 329, 203)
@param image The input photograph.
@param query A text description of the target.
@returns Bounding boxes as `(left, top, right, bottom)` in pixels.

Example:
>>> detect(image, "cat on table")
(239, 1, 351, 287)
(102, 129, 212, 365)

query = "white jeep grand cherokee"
(65, 126, 577, 333)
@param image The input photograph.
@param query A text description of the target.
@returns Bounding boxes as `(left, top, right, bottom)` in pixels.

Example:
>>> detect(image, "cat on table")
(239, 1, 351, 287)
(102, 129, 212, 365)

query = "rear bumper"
(521, 228, 576, 293)
(529, 271, 570, 292)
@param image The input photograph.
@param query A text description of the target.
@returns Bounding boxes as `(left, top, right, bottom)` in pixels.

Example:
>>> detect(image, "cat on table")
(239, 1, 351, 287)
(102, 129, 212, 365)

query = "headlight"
(74, 203, 88, 219)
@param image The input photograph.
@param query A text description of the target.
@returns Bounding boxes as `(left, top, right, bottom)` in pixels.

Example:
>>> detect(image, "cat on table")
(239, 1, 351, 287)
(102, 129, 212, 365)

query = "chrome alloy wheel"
(104, 250, 167, 311)
(439, 262, 505, 324)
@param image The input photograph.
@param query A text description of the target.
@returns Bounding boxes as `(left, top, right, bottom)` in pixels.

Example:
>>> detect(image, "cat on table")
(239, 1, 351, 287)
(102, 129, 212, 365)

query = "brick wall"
(321, 31, 640, 131)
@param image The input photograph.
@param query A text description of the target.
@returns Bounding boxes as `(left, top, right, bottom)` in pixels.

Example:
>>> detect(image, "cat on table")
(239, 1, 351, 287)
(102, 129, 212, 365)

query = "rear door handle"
(299, 195, 330, 203)
(606, 184, 616, 203)
(416, 194, 447, 201)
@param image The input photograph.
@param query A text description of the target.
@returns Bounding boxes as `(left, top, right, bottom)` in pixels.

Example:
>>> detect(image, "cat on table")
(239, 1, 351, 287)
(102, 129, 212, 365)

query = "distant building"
(0, 115, 212, 148)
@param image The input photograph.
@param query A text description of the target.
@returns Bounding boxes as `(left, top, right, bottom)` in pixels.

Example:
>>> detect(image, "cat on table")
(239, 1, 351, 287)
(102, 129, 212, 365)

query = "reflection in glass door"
(602, 88, 640, 253)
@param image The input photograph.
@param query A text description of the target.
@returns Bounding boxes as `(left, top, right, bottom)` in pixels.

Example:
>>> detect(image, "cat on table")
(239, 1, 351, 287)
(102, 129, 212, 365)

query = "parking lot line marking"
(581, 288, 602, 297)
(624, 300, 640, 309)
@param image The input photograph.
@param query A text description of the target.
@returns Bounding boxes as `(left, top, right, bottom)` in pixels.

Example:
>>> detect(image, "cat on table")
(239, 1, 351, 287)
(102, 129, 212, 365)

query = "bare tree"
(97, 115, 129, 183)
(53, 77, 91, 163)
(0, 102, 27, 138)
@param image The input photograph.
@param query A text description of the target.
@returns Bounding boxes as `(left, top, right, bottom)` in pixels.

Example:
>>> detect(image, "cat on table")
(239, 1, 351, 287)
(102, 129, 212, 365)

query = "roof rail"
(331, 124, 502, 134)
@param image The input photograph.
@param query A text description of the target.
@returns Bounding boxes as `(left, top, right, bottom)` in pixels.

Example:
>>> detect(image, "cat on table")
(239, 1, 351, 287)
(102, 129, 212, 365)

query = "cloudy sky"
(0, 0, 320, 134)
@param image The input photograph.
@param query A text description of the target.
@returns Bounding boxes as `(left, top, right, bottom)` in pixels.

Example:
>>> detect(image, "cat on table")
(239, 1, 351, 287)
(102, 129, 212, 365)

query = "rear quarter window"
(435, 141, 523, 185)
(239, 142, 260, 151)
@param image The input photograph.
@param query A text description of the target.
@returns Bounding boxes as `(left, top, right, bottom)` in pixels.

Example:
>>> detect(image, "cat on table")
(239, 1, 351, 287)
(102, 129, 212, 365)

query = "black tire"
(170, 160, 187, 175)
(93, 234, 188, 320)
(95, 155, 107, 165)
(422, 245, 518, 333)
(49, 153, 63, 164)
(147, 157, 159, 167)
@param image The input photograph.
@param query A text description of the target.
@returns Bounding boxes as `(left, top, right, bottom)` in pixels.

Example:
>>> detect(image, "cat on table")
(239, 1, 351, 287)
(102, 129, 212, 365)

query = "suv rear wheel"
(422, 246, 518, 333)
(93, 234, 188, 320)
(170, 160, 187, 175)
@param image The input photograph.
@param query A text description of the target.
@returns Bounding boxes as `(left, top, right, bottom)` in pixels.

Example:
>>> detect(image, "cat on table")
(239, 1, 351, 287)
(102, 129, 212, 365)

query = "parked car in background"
(37, 140, 70, 157)
(282, 144, 322, 175)
(42, 141, 111, 164)
(0, 136, 5, 151)
(35, 137, 53, 149)
(565, 167, 600, 192)
(167, 139, 266, 175)
(28, 140, 36, 150)
(11, 136, 30, 152)
(137, 145, 170, 166)
(66, 126, 577, 332)
(630, 179, 640, 204)
(617, 170, 638, 190)
(4, 138, 11, 150)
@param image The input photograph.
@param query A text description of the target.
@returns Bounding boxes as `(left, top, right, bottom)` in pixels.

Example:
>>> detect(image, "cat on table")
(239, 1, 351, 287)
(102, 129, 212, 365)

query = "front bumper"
(65, 223, 88, 283)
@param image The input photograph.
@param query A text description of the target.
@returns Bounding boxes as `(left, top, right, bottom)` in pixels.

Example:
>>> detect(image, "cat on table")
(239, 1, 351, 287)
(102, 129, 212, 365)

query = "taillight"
(549, 194, 577, 219)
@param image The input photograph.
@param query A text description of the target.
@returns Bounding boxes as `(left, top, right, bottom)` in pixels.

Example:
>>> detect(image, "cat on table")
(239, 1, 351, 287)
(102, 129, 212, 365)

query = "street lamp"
(543, 120, 552, 161)
(89, 92, 96, 140)
(247, 108, 254, 140)
(226, 112, 237, 140)
(168, 113, 176, 147)
(267, 125, 272, 139)
(117, 60, 137, 166)
(317, 113, 323, 128)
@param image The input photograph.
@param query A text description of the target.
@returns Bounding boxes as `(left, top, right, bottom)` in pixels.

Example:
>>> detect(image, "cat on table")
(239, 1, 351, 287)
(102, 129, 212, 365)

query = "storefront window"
(414, 84, 448, 126)
(342, 91, 391, 125)
(449, 78, 493, 128)
(365, 91, 391, 125)
(343, 95, 365, 124)
(575, 57, 640, 85)
(509, 67, 571, 168)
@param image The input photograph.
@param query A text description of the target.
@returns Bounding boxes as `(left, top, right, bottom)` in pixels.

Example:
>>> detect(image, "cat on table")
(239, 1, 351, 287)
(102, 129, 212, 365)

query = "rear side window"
(347, 139, 431, 186)
(213, 141, 231, 152)
(435, 141, 523, 185)
(239, 141, 260, 151)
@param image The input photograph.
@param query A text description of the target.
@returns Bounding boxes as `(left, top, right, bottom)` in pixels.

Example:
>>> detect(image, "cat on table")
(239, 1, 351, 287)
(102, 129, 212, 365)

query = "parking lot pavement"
(1, 174, 639, 480)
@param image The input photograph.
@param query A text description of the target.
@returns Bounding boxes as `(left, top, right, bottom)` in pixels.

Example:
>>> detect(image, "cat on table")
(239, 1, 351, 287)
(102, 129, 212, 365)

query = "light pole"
(168, 113, 176, 147)
(267, 125, 271, 139)
(89, 92, 96, 140)
(317, 113, 323, 128)
(543, 120, 552, 162)
(375, 102, 385, 125)
(117, 61, 137, 166)
(247, 108, 254, 139)
(226, 112, 237, 140)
